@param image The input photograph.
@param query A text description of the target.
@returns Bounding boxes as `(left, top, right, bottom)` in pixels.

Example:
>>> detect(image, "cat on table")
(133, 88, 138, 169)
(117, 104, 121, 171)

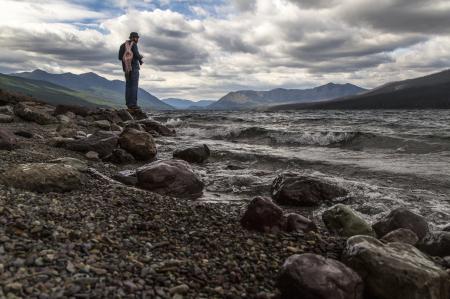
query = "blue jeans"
(125, 69, 139, 108)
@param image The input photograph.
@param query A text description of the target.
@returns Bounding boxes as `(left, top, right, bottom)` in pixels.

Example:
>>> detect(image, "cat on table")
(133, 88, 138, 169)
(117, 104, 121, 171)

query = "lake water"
(150, 110, 450, 229)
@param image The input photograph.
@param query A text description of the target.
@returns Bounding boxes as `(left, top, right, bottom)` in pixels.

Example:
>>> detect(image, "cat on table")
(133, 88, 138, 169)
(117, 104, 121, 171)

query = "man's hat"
(129, 32, 140, 38)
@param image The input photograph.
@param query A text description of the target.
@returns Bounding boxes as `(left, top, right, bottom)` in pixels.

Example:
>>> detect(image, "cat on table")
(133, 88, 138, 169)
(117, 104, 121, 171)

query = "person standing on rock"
(118, 32, 144, 111)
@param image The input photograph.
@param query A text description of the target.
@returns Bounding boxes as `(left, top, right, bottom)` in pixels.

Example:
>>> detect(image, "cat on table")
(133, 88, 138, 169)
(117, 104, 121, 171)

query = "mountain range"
(209, 83, 366, 110)
(269, 69, 450, 110)
(162, 98, 216, 110)
(12, 69, 173, 110)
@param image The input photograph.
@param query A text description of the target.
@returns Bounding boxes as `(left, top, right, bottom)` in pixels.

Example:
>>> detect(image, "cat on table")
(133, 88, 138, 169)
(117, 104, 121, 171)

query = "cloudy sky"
(1, 0, 449, 100)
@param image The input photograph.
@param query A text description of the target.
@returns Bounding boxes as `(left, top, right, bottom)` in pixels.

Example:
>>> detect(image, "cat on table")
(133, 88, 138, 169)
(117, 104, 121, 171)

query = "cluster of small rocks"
(1, 91, 449, 298)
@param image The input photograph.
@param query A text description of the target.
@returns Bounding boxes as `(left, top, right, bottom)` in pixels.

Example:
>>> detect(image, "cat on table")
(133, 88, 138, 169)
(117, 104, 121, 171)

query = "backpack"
(122, 40, 134, 77)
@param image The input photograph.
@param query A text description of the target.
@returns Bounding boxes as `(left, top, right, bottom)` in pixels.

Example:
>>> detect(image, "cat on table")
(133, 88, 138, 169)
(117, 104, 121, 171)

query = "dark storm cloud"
(209, 33, 259, 54)
(342, 0, 450, 34)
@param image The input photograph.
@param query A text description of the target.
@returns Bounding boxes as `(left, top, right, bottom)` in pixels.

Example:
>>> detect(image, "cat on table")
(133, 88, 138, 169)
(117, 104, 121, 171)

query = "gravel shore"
(0, 119, 344, 298)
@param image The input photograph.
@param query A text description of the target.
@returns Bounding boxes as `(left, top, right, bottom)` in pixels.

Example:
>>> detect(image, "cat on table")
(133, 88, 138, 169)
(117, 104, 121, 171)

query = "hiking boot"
(127, 106, 148, 120)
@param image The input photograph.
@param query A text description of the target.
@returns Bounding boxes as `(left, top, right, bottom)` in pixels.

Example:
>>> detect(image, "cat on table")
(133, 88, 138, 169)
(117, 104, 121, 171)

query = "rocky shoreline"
(0, 90, 449, 298)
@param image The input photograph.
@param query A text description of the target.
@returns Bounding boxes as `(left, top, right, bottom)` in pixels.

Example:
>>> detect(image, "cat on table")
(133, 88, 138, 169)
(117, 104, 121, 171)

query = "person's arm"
(132, 43, 144, 64)
(118, 43, 124, 60)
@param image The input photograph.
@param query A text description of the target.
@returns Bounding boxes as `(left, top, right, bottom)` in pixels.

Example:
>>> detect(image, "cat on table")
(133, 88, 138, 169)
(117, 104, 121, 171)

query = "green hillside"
(0, 74, 110, 107)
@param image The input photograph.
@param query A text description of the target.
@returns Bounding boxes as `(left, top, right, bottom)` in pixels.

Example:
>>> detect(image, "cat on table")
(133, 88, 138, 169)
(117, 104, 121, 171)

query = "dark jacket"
(118, 41, 143, 71)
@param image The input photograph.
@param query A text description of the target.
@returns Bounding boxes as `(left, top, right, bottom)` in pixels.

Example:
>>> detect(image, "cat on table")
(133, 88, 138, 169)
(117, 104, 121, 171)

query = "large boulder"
(64, 131, 119, 158)
(284, 213, 317, 233)
(277, 253, 364, 299)
(118, 128, 157, 161)
(173, 144, 210, 163)
(241, 197, 285, 233)
(0, 128, 17, 150)
(343, 235, 450, 299)
(138, 119, 176, 136)
(14, 102, 55, 125)
(1, 163, 83, 192)
(417, 231, 450, 257)
(373, 208, 429, 239)
(136, 159, 203, 198)
(381, 228, 419, 245)
(322, 204, 375, 237)
(271, 173, 347, 206)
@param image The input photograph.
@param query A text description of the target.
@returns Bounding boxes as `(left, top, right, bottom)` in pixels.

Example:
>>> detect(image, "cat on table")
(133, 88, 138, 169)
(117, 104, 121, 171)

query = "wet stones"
(322, 204, 375, 237)
(277, 253, 363, 299)
(240, 197, 285, 233)
(0, 128, 17, 150)
(138, 119, 176, 136)
(381, 228, 419, 245)
(103, 148, 135, 164)
(343, 235, 450, 299)
(118, 128, 157, 161)
(417, 231, 450, 257)
(372, 208, 429, 239)
(14, 102, 56, 125)
(173, 144, 210, 163)
(271, 173, 347, 206)
(1, 162, 83, 192)
(64, 131, 119, 158)
(136, 159, 204, 198)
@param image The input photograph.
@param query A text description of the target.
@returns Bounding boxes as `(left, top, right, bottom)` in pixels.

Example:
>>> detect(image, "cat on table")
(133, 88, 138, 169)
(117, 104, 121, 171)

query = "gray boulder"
(322, 204, 375, 237)
(136, 159, 203, 199)
(277, 253, 363, 299)
(119, 128, 157, 161)
(373, 208, 429, 239)
(417, 231, 450, 257)
(381, 228, 419, 245)
(49, 157, 88, 172)
(343, 235, 450, 299)
(0, 128, 17, 150)
(64, 131, 119, 158)
(271, 173, 347, 206)
(241, 197, 285, 233)
(173, 144, 210, 163)
(284, 213, 317, 233)
(2, 163, 83, 192)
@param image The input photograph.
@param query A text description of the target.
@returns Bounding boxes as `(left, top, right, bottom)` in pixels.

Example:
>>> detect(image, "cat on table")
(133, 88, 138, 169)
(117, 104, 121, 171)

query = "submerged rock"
(0, 128, 17, 150)
(136, 159, 203, 198)
(322, 204, 375, 237)
(118, 128, 157, 161)
(343, 235, 450, 299)
(173, 144, 210, 163)
(241, 197, 285, 233)
(64, 131, 119, 158)
(417, 231, 450, 257)
(277, 253, 363, 299)
(284, 213, 317, 233)
(381, 228, 419, 245)
(271, 173, 347, 206)
(2, 163, 83, 192)
(372, 208, 429, 239)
